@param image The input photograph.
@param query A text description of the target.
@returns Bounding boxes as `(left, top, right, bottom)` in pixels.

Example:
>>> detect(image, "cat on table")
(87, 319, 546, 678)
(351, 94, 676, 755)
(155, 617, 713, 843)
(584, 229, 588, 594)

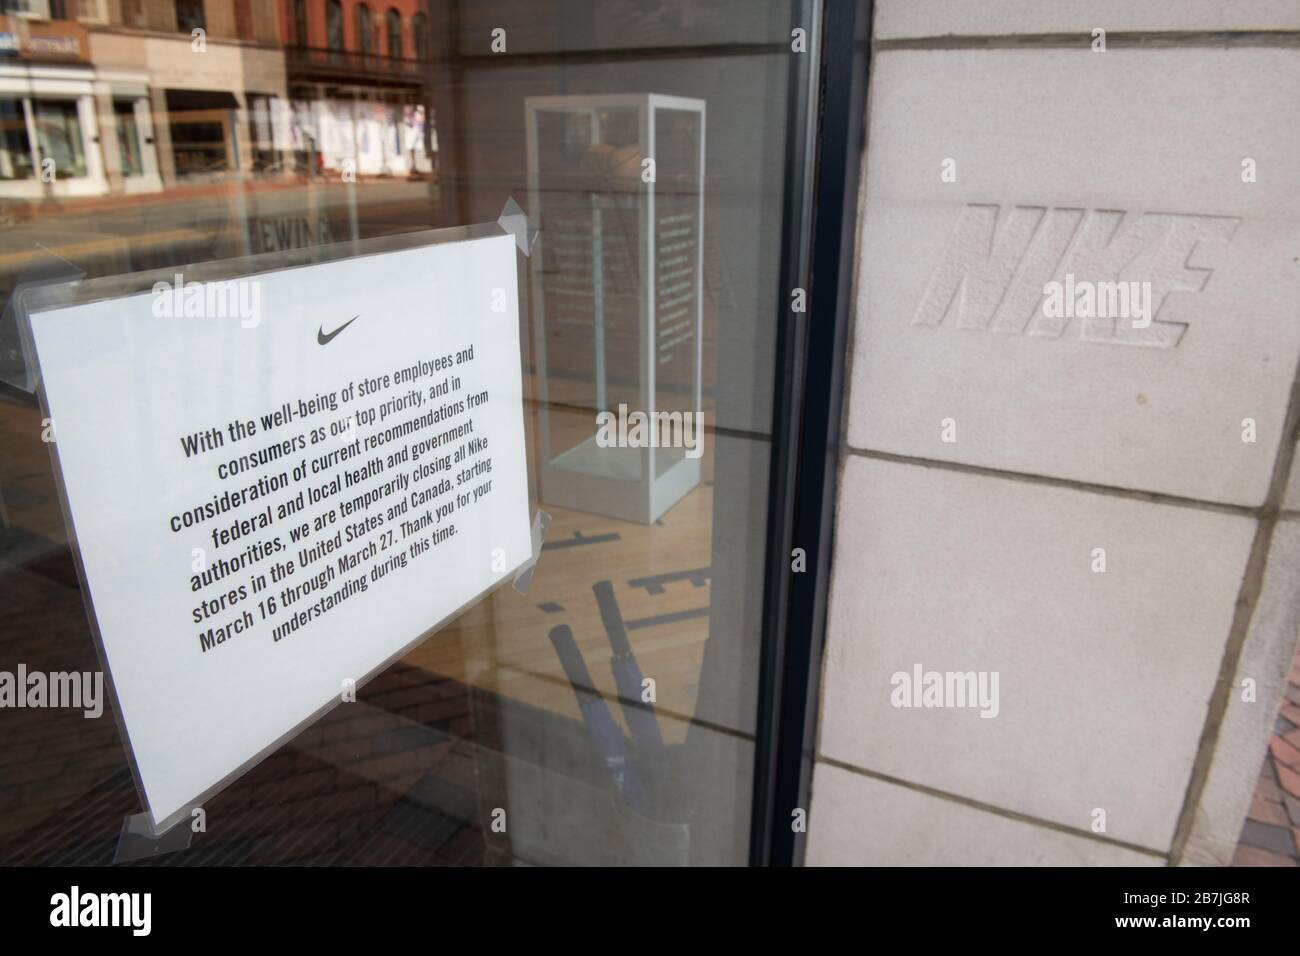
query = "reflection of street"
(0, 178, 442, 289)
(0, 2, 438, 202)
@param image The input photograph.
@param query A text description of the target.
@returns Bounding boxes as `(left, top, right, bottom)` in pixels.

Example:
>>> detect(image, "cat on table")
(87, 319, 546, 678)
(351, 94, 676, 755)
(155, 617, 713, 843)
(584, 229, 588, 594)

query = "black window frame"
(748, 0, 872, 867)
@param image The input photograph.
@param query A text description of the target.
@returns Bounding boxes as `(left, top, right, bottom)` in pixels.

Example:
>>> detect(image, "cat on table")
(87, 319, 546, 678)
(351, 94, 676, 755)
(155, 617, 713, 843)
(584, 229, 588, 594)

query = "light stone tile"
(819, 456, 1255, 851)
(1180, 519, 1300, 865)
(807, 762, 1162, 866)
(848, 49, 1300, 506)
(875, 1, 1300, 39)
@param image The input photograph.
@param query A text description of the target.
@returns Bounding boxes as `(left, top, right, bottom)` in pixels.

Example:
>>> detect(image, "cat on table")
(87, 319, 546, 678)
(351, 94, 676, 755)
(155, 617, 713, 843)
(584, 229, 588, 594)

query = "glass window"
(113, 99, 143, 177)
(165, 90, 232, 176)
(175, 0, 204, 33)
(413, 11, 428, 61)
(32, 99, 87, 179)
(354, 3, 371, 54)
(0, 97, 34, 181)
(386, 8, 401, 58)
(325, 0, 342, 51)
(293, 0, 307, 48)
(233, 0, 253, 40)
(120, 0, 144, 26)
(246, 93, 277, 173)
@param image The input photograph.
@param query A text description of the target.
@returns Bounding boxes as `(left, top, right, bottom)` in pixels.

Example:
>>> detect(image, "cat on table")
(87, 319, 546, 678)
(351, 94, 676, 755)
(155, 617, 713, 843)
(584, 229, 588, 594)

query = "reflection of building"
(90, 0, 288, 188)
(0, 0, 287, 197)
(278, 0, 434, 178)
(0, 9, 108, 196)
(0, 0, 434, 199)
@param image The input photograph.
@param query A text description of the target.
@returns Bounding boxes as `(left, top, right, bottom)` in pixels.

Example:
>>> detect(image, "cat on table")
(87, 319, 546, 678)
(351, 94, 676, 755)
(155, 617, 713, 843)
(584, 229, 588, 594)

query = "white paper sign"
(27, 233, 531, 830)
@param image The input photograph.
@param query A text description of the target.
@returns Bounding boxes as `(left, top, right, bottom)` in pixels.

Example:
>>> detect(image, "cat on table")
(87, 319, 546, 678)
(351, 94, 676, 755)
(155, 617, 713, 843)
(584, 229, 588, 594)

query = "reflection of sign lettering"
(255, 217, 335, 253)
(0, 18, 89, 61)
(25, 35, 81, 57)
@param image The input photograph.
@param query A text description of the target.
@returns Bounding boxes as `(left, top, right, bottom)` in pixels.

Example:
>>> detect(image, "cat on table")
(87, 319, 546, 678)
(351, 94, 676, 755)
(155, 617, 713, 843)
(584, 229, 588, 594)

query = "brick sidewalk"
(1233, 650, 1300, 866)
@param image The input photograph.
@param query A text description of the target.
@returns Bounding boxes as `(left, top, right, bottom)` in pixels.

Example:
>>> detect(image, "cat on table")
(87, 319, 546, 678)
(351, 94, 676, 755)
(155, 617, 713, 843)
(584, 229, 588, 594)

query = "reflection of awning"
(165, 89, 240, 112)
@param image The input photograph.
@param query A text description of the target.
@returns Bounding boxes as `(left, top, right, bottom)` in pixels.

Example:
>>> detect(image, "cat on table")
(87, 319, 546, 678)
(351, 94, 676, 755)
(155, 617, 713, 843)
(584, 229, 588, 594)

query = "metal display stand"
(526, 94, 705, 525)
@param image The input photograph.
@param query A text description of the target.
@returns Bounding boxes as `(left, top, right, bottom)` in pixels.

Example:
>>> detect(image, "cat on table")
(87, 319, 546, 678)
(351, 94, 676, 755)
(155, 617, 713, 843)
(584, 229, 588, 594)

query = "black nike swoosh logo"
(318, 315, 359, 345)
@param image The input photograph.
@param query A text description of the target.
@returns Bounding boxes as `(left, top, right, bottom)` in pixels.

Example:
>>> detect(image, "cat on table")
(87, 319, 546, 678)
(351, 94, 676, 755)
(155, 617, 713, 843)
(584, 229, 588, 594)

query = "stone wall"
(809, 0, 1300, 866)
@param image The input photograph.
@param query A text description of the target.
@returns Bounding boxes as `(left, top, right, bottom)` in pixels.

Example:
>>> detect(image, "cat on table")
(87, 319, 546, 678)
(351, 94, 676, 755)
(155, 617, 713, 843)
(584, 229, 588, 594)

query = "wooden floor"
(405, 395, 716, 746)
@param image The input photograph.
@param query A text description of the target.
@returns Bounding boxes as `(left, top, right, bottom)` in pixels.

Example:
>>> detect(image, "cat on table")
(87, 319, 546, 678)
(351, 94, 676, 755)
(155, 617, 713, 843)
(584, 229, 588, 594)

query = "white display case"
(526, 93, 705, 524)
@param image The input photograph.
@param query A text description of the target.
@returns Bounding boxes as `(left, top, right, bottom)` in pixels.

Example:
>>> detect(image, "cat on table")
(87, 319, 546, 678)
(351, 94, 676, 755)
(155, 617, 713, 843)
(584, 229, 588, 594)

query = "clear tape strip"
(497, 196, 538, 257)
(513, 509, 552, 594)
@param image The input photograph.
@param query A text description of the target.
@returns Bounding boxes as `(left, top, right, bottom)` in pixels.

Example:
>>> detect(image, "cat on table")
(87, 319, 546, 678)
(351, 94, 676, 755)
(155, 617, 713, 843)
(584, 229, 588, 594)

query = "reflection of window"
(293, 0, 307, 47)
(246, 94, 277, 173)
(355, 3, 371, 54)
(114, 100, 143, 177)
(33, 99, 87, 179)
(75, 0, 111, 21)
(386, 8, 401, 58)
(175, 0, 204, 33)
(0, 98, 34, 181)
(325, 0, 342, 51)
(413, 11, 429, 60)
(168, 114, 227, 176)
(121, 0, 145, 27)
(233, 0, 253, 40)
(166, 89, 235, 176)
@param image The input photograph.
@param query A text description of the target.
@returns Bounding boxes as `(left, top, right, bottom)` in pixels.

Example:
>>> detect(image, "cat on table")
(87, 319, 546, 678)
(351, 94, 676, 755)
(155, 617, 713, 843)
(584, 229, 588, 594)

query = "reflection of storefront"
(165, 88, 239, 177)
(292, 92, 430, 178)
(284, 46, 434, 179)
(93, 32, 288, 187)
(0, 16, 108, 197)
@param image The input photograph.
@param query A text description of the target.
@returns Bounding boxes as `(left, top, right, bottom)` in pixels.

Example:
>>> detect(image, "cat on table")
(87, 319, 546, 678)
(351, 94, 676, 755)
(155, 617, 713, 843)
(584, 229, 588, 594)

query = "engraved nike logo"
(318, 315, 359, 345)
